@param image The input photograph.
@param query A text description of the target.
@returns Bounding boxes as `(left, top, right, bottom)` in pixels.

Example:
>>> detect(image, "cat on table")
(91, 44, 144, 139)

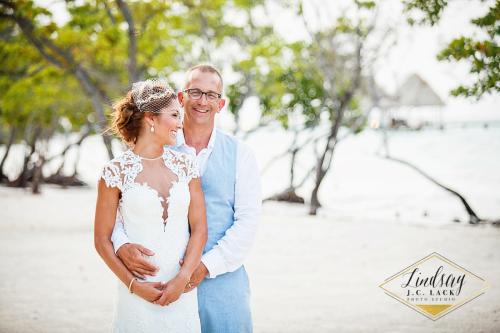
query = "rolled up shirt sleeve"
(111, 215, 129, 253)
(201, 142, 262, 278)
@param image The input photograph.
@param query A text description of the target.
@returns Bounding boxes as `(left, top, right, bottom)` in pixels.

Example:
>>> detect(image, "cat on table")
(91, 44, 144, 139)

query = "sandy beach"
(2, 0, 500, 329)
(1, 122, 499, 333)
(0, 185, 499, 333)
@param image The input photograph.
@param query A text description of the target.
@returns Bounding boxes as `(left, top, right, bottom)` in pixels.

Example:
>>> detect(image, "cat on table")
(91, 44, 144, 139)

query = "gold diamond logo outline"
(379, 252, 490, 321)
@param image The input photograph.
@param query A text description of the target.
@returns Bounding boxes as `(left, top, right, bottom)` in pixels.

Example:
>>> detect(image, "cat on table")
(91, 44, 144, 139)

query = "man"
(111, 64, 261, 333)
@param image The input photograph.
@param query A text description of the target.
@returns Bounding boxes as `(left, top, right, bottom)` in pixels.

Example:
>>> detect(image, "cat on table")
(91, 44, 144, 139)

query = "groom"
(111, 64, 261, 332)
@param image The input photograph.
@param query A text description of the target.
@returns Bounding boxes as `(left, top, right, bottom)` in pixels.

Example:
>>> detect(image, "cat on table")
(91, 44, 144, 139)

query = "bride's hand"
(154, 275, 189, 306)
(132, 281, 163, 303)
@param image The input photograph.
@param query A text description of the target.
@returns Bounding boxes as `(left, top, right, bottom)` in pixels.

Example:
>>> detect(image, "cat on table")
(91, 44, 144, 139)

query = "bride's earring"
(150, 124, 155, 133)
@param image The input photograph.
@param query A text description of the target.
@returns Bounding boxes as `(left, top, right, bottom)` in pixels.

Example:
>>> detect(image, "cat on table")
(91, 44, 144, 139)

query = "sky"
(35, 0, 500, 125)
(268, 0, 499, 121)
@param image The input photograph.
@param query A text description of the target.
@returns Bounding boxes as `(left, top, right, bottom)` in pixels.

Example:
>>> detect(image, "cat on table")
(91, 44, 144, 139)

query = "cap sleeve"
(186, 154, 200, 182)
(162, 148, 199, 182)
(100, 161, 122, 190)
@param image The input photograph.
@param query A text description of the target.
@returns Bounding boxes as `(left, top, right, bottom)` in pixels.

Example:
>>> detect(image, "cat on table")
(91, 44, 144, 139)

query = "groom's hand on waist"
(116, 243, 158, 279)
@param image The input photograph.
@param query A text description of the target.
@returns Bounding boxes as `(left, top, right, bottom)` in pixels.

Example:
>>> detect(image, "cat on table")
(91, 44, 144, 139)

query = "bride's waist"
(126, 234, 188, 252)
(139, 252, 183, 281)
(123, 223, 189, 245)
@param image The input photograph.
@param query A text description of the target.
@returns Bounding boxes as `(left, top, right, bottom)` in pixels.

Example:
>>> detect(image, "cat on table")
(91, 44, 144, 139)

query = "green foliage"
(404, 0, 499, 98)
(1, 0, 373, 147)
(224, 6, 284, 128)
(0, 0, 265, 142)
(355, 0, 376, 10)
(438, 36, 499, 97)
(254, 41, 327, 129)
(225, 0, 373, 134)
(403, 0, 448, 26)
(2, 67, 89, 129)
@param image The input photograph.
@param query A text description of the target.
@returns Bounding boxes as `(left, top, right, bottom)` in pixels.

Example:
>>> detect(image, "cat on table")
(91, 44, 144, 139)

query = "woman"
(94, 79, 207, 332)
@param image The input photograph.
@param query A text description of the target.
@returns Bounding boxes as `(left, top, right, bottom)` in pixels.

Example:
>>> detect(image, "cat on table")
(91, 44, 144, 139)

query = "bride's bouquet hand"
(132, 281, 163, 303)
(154, 275, 189, 306)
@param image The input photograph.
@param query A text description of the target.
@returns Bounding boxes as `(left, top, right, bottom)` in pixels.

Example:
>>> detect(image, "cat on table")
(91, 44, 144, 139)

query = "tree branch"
(6, 3, 113, 157)
(116, 0, 138, 84)
(382, 155, 482, 224)
(102, 1, 116, 24)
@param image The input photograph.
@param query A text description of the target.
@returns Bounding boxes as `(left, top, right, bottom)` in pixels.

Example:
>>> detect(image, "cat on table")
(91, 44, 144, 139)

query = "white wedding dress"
(101, 147, 201, 333)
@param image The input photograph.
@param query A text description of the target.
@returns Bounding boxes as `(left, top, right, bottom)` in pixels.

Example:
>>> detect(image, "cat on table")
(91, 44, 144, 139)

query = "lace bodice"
(100, 147, 201, 332)
(101, 147, 199, 191)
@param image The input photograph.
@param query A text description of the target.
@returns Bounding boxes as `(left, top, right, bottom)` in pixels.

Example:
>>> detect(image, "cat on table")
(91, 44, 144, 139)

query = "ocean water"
(2, 125, 499, 225)
(250, 126, 500, 224)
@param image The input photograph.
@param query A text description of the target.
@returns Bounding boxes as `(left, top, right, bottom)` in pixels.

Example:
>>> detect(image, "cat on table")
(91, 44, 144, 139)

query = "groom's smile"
(179, 69, 225, 127)
(192, 106, 210, 114)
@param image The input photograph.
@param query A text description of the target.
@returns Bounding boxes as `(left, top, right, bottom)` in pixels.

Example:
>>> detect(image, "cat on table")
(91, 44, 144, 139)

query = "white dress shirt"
(111, 128, 262, 278)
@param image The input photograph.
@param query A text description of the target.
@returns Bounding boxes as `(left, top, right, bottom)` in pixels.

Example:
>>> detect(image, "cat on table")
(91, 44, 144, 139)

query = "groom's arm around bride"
(112, 64, 261, 332)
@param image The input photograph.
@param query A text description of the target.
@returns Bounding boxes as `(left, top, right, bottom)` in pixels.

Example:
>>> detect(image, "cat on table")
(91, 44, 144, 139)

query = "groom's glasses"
(184, 88, 221, 102)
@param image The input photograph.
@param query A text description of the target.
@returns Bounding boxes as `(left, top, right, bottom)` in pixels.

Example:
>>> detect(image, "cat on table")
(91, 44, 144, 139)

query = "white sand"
(0, 186, 499, 332)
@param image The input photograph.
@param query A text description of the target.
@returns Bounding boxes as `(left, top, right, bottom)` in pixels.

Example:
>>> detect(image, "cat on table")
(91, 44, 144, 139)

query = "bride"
(94, 79, 207, 332)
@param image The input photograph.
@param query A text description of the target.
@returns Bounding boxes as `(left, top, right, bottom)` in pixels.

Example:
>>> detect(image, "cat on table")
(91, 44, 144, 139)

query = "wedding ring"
(187, 282, 193, 288)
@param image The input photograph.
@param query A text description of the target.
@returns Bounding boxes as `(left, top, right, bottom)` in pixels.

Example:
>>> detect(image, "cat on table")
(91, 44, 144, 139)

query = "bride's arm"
(94, 179, 163, 302)
(181, 178, 208, 279)
(155, 177, 207, 306)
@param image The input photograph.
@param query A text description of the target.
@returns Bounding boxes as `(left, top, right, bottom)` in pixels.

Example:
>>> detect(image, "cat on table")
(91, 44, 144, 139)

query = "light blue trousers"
(197, 266, 252, 333)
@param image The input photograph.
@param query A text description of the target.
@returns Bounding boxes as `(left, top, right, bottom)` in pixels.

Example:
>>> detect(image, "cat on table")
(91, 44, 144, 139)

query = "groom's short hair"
(185, 64, 223, 91)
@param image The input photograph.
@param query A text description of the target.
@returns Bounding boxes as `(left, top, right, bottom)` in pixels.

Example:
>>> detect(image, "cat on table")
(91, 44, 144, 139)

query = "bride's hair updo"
(110, 80, 177, 145)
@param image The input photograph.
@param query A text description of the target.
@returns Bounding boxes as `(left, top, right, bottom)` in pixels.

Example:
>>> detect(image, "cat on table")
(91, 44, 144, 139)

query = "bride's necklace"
(132, 150, 163, 161)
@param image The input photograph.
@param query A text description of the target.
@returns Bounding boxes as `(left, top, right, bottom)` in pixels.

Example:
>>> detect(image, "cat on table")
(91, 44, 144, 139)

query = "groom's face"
(178, 69, 225, 127)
